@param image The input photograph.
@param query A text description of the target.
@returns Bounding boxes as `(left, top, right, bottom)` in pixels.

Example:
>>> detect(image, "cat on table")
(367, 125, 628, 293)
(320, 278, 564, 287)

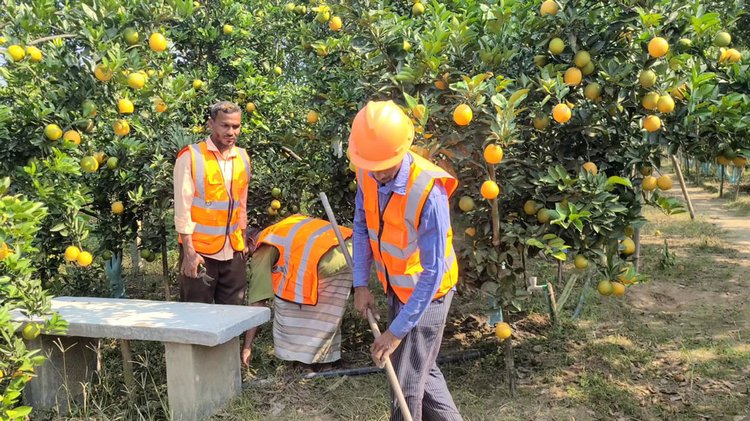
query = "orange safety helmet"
(348, 100, 415, 171)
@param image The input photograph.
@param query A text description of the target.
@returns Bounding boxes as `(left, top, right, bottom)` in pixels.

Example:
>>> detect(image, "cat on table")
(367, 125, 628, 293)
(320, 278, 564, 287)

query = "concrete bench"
(13, 296, 270, 421)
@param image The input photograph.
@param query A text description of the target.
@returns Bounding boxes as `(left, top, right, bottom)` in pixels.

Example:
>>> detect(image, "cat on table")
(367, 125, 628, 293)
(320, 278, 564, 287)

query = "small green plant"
(659, 239, 677, 269)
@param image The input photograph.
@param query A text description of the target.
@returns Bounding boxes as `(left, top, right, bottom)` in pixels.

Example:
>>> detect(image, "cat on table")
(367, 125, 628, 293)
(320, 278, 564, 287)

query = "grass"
(727, 196, 750, 216)
(38, 194, 750, 421)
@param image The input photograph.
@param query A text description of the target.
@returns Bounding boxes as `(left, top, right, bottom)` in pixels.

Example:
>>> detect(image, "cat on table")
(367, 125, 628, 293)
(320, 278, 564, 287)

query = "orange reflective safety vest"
(356, 152, 459, 304)
(257, 215, 353, 305)
(177, 141, 251, 255)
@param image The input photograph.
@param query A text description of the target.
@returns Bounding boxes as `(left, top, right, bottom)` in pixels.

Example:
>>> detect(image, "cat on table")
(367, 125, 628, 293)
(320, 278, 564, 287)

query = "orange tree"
(0, 1, 354, 298)
(0, 177, 67, 420)
(1, 0, 748, 410)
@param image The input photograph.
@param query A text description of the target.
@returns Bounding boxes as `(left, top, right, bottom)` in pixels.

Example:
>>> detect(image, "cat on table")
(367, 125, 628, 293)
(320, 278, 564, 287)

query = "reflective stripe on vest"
(257, 215, 353, 305)
(357, 152, 459, 304)
(178, 141, 250, 255)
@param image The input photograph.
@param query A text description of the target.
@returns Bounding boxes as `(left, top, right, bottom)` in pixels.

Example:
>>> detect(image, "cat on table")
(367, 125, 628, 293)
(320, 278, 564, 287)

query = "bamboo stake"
(671, 154, 695, 220)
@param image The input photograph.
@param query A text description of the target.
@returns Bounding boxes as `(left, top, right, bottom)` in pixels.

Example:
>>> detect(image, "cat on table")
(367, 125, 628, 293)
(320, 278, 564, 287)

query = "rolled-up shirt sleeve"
(352, 185, 374, 288)
(173, 152, 196, 235)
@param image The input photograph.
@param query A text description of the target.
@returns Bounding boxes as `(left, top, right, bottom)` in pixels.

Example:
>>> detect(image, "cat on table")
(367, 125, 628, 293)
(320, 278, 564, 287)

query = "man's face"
(207, 111, 241, 150)
(372, 163, 401, 185)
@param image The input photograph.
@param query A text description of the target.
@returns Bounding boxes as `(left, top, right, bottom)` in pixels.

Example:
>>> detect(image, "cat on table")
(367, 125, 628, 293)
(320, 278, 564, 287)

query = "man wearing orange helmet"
(349, 100, 462, 420)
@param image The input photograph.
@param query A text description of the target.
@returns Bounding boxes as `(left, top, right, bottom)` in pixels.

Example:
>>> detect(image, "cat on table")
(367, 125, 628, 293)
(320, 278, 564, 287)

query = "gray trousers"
(388, 290, 463, 421)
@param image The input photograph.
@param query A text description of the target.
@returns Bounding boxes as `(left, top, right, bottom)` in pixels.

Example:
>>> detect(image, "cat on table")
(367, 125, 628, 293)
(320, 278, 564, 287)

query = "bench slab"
(14, 297, 271, 421)
(27, 296, 270, 346)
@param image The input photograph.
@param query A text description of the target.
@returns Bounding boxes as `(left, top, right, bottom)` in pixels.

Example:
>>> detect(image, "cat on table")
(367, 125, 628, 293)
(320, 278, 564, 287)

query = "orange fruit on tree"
(113, 119, 130, 136)
(597, 280, 614, 296)
(7, 44, 26, 61)
(94, 151, 106, 165)
(118, 98, 134, 114)
(80, 156, 99, 173)
(123, 27, 139, 45)
(64, 246, 80, 262)
(639, 69, 657, 88)
(0, 242, 12, 260)
(582, 161, 598, 175)
(574, 51, 591, 68)
(94, 63, 113, 82)
(127, 72, 146, 89)
(725, 48, 741, 63)
(270, 199, 282, 210)
(533, 115, 550, 130)
(306, 110, 319, 124)
(412, 2, 425, 15)
(245, 102, 256, 113)
(582, 61, 595, 75)
(149, 32, 168, 52)
(540, 0, 558, 16)
(26, 46, 42, 63)
(480, 180, 500, 200)
(534, 54, 548, 67)
(641, 91, 659, 110)
(643, 115, 661, 132)
(329, 16, 342, 31)
(713, 31, 732, 47)
(458, 196, 475, 212)
(453, 104, 473, 126)
(483, 144, 504, 164)
(495, 322, 512, 340)
(564, 67, 582, 86)
(22, 323, 41, 340)
(76, 251, 93, 267)
(434, 79, 447, 90)
(657, 95, 675, 113)
(611, 282, 626, 297)
(63, 130, 81, 145)
(648, 37, 669, 58)
(552, 103, 571, 123)
(657, 175, 672, 190)
(548, 37, 565, 55)
(574, 254, 589, 269)
(523, 200, 540, 216)
(620, 237, 635, 255)
(155, 99, 168, 113)
(111, 201, 124, 215)
(44, 124, 63, 141)
(537, 208, 555, 224)
(192, 79, 204, 90)
(584, 83, 601, 100)
(222, 24, 234, 35)
(642, 175, 657, 191)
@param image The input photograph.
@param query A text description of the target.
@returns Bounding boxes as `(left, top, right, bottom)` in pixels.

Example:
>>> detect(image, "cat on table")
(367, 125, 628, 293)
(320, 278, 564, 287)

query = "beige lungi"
(272, 269, 352, 364)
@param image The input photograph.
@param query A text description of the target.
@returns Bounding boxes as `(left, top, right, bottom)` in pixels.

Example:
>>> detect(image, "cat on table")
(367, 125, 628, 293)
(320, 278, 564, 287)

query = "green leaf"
(7, 406, 33, 417)
(80, 3, 98, 21)
(606, 176, 633, 188)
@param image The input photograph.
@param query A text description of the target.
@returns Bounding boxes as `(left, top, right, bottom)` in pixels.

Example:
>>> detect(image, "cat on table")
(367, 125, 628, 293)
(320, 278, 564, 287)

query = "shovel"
(319, 192, 413, 421)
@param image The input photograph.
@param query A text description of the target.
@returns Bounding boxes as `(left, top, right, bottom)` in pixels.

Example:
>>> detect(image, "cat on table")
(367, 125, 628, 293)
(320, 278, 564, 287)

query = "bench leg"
(164, 338, 241, 421)
(24, 335, 99, 413)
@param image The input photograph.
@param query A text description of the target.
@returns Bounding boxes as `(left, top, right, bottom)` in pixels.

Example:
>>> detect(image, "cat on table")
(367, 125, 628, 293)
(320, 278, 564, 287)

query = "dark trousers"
(388, 290, 462, 421)
(177, 245, 246, 305)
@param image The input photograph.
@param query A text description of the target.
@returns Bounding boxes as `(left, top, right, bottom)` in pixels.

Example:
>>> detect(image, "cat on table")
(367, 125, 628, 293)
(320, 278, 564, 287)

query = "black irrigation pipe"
(243, 348, 492, 388)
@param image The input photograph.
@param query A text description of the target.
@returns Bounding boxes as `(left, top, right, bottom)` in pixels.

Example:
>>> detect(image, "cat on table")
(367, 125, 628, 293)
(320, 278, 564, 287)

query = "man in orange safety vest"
(349, 100, 463, 420)
(173, 101, 251, 305)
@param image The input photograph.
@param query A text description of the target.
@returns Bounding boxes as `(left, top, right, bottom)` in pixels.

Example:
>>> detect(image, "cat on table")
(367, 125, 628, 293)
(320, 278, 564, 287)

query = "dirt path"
(674, 181, 750, 252)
